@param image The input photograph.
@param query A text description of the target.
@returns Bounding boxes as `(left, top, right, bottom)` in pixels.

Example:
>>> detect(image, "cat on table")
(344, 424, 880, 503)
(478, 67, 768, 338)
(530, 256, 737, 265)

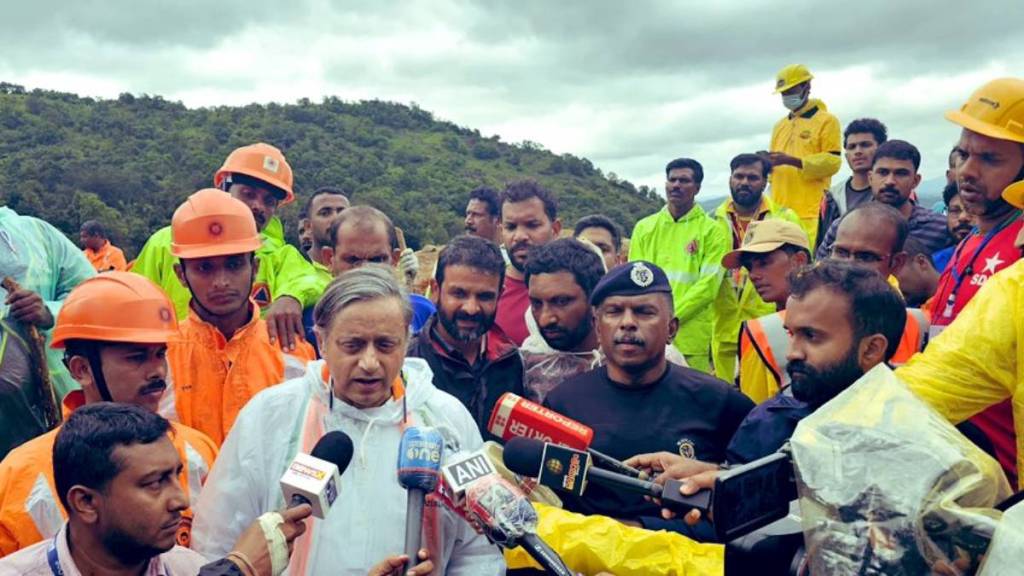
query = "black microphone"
(503, 436, 711, 515)
(463, 475, 574, 576)
(279, 431, 355, 518)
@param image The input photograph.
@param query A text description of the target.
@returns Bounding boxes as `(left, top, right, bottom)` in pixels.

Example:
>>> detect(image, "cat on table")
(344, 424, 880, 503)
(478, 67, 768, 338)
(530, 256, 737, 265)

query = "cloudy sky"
(2, 1, 1021, 199)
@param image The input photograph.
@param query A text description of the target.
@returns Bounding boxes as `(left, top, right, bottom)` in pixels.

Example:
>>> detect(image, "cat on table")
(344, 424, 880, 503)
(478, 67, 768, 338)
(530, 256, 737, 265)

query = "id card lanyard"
(941, 211, 1020, 319)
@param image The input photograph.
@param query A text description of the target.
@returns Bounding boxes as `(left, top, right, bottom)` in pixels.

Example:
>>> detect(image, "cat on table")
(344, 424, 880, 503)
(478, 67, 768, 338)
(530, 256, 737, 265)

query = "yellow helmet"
(774, 64, 814, 93)
(945, 78, 1024, 144)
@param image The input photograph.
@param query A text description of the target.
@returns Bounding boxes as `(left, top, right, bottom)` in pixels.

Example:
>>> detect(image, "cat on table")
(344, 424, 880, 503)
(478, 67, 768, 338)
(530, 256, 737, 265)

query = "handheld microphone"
(502, 437, 711, 516)
(464, 475, 574, 576)
(489, 393, 643, 478)
(279, 431, 354, 519)
(397, 427, 444, 569)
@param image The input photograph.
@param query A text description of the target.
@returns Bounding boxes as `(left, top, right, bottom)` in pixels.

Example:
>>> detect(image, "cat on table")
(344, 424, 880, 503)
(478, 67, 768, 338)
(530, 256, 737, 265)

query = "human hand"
(265, 296, 303, 352)
(5, 288, 53, 328)
(368, 548, 434, 576)
(652, 460, 720, 525)
(397, 248, 419, 286)
(229, 504, 312, 576)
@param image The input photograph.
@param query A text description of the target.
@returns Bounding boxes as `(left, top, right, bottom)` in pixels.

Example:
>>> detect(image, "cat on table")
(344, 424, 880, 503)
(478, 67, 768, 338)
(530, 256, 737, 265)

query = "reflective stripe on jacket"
(629, 205, 730, 355)
(132, 218, 328, 320)
(164, 301, 315, 446)
(0, 391, 217, 556)
(768, 98, 842, 219)
(739, 308, 929, 404)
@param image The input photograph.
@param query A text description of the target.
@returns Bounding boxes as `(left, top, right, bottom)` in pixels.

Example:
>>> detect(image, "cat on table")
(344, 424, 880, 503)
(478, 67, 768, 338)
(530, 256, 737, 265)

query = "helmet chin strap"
(64, 344, 114, 402)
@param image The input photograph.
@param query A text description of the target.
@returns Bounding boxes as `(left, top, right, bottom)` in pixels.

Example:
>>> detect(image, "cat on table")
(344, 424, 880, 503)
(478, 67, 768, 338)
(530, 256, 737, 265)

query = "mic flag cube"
(537, 444, 591, 498)
(488, 392, 594, 450)
(397, 426, 444, 490)
(279, 452, 341, 519)
(442, 450, 498, 504)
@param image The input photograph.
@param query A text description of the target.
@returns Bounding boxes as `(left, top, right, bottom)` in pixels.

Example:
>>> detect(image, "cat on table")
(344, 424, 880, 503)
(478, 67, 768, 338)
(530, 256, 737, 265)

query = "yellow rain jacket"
(629, 205, 729, 365)
(768, 98, 842, 223)
(897, 261, 1024, 489)
(710, 197, 802, 382)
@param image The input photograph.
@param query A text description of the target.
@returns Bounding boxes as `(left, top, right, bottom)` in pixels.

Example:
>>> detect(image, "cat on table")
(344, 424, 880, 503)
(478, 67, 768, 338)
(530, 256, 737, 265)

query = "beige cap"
(722, 219, 810, 269)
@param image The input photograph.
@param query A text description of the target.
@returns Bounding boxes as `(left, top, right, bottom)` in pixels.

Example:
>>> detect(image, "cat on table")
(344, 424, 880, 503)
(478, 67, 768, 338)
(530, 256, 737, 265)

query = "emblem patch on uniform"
(263, 155, 280, 173)
(686, 239, 699, 255)
(630, 262, 654, 287)
(677, 438, 696, 459)
(208, 222, 223, 236)
(800, 130, 812, 139)
(251, 283, 271, 307)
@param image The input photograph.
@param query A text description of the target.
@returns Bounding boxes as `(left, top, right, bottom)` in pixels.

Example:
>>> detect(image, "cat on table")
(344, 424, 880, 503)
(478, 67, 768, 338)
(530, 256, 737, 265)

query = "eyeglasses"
(830, 246, 888, 264)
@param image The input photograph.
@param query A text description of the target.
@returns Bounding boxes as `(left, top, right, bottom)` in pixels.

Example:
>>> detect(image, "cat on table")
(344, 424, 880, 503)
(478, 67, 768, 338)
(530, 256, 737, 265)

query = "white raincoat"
(190, 358, 505, 575)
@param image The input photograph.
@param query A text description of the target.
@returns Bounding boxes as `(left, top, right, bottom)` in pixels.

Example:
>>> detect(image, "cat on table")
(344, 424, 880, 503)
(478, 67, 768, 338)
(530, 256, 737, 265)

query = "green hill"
(0, 82, 662, 257)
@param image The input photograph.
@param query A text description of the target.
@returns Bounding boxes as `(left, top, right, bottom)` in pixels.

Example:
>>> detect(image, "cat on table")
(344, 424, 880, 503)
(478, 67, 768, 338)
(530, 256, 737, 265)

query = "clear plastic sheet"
(790, 364, 1011, 575)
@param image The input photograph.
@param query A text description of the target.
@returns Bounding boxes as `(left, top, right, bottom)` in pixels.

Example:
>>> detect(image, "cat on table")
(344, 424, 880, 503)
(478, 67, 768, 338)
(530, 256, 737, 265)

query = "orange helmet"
(213, 143, 295, 205)
(170, 188, 263, 259)
(51, 273, 178, 348)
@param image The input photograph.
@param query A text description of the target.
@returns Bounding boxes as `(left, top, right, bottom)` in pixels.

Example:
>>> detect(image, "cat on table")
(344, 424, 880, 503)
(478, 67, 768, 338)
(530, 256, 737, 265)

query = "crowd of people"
(0, 65, 1023, 575)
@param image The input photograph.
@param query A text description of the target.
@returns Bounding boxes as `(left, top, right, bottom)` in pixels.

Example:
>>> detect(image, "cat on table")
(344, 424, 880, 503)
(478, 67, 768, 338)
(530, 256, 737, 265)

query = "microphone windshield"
(465, 475, 538, 545)
(502, 437, 546, 478)
(311, 431, 355, 474)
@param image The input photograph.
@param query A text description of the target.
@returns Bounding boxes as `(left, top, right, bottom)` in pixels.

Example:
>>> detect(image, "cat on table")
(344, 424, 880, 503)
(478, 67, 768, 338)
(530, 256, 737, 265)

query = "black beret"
(590, 261, 673, 306)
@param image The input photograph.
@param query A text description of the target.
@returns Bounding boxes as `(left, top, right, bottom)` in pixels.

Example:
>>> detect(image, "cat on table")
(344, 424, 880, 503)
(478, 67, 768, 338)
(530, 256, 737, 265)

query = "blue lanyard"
(46, 535, 64, 576)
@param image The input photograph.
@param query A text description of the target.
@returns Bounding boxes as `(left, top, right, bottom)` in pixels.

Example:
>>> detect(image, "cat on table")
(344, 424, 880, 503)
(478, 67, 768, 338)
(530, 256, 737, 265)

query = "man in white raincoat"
(191, 265, 504, 575)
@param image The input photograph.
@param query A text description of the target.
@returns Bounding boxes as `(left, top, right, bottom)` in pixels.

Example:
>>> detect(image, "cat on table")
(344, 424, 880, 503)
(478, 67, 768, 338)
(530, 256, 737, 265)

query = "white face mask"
(783, 93, 806, 111)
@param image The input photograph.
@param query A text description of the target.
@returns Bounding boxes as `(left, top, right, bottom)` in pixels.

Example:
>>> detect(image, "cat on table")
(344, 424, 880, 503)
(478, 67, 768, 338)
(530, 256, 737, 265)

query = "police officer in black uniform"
(543, 261, 754, 539)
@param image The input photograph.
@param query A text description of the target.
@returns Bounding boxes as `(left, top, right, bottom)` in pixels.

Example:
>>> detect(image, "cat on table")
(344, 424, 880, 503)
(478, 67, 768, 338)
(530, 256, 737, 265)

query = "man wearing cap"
(766, 64, 842, 242)
(133, 143, 323, 352)
(163, 189, 315, 446)
(544, 261, 753, 535)
(739, 204, 930, 404)
(0, 272, 217, 556)
(897, 77, 1024, 489)
(629, 158, 730, 372)
(711, 153, 803, 382)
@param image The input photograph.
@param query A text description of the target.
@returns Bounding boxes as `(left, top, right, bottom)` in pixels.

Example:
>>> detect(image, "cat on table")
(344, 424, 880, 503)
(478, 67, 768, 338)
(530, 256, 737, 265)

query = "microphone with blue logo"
(397, 426, 444, 570)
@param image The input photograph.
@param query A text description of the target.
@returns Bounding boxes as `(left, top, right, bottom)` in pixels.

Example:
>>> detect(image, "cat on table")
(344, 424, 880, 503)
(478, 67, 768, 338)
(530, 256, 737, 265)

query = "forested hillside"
(0, 83, 662, 257)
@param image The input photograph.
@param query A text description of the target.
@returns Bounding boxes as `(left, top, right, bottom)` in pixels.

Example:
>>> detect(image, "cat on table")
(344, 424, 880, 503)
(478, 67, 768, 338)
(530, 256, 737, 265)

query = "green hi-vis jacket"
(629, 205, 729, 356)
(132, 217, 327, 319)
(711, 196, 804, 350)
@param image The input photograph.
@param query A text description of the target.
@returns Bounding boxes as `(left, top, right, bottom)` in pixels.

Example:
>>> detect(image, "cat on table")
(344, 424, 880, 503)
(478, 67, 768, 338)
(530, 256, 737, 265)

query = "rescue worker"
(544, 261, 753, 539)
(408, 234, 525, 440)
(133, 143, 323, 352)
(163, 189, 316, 446)
(573, 214, 623, 271)
(897, 77, 1024, 489)
(629, 158, 729, 372)
(817, 118, 888, 248)
(896, 237, 942, 309)
(711, 153, 802, 382)
(495, 180, 562, 345)
(0, 204, 94, 454)
(738, 204, 929, 403)
(765, 64, 842, 241)
(0, 272, 217, 555)
(816, 139, 950, 259)
(79, 220, 128, 272)
(191, 265, 505, 575)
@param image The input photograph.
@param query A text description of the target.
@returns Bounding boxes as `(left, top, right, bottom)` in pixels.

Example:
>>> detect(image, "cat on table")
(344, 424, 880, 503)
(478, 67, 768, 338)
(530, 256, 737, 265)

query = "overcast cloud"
(1, 0, 1021, 199)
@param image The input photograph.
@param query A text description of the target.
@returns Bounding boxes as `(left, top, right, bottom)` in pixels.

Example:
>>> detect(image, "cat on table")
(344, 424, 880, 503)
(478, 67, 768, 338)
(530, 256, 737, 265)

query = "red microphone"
(488, 393, 642, 478)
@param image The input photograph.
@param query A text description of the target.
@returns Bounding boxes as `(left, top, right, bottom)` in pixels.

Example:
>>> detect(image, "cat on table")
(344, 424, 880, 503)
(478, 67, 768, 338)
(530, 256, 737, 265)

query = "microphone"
(464, 475, 574, 576)
(279, 431, 354, 519)
(489, 393, 643, 478)
(502, 437, 710, 515)
(396, 427, 444, 569)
